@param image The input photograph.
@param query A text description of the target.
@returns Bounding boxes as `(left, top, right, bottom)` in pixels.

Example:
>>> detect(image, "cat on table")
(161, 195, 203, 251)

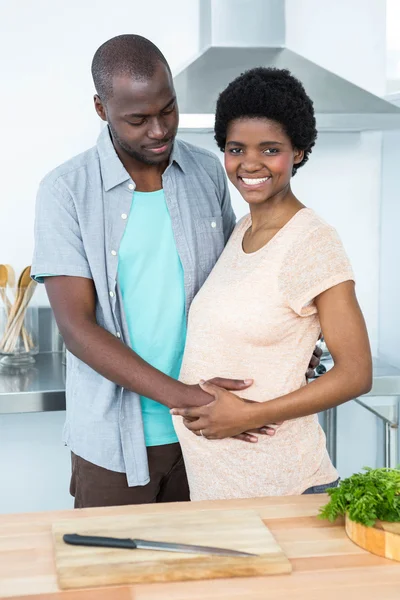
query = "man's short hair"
(91, 34, 170, 101)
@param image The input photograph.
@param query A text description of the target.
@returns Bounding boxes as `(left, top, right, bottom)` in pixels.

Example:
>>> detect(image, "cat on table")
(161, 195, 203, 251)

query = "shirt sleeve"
(280, 224, 355, 317)
(215, 157, 236, 243)
(31, 179, 92, 284)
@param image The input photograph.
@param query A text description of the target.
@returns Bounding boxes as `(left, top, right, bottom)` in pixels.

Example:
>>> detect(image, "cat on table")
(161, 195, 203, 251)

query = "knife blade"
(63, 533, 257, 557)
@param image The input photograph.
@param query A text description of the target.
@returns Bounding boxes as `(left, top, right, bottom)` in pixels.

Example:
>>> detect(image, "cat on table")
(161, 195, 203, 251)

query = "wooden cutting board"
(52, 508, 291, 589)
(345, 514, 400, 562)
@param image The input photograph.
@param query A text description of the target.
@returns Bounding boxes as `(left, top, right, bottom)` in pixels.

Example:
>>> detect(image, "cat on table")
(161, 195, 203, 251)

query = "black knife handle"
(63, 533, 137, 549)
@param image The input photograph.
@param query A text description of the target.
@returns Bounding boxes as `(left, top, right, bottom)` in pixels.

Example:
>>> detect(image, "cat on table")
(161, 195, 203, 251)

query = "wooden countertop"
(1, 494, 400, 600)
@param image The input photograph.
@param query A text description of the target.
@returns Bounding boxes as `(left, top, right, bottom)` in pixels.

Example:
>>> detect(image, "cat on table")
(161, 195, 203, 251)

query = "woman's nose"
(241, 159, 265, 173)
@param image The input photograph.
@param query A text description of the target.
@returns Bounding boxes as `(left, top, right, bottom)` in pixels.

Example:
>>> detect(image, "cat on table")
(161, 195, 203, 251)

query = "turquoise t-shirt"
(118, 189, 186, 447)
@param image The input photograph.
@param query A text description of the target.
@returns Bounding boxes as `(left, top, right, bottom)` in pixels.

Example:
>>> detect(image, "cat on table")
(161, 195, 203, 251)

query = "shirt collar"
(97, 126, 187, 192)
(96, 126, 131, 192)
(169, 138, 187, 174)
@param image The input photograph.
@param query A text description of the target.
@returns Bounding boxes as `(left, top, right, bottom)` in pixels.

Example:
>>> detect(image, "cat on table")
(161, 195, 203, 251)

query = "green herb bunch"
(319, 467, 400, 527)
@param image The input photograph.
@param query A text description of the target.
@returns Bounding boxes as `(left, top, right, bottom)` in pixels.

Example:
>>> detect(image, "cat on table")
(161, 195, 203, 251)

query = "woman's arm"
(171, 281, 372, 439)
(253, 280, 372, 422)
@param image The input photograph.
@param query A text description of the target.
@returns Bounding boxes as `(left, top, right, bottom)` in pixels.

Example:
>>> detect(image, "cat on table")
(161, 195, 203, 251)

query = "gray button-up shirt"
(31, 127, 236, 486)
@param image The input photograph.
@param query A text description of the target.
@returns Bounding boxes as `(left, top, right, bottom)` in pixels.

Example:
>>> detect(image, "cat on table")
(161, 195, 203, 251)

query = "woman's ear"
(293, 149, 304, 164)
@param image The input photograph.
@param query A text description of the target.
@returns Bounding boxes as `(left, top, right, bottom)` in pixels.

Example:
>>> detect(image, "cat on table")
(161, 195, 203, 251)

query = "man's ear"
(94, 95, 107, 122)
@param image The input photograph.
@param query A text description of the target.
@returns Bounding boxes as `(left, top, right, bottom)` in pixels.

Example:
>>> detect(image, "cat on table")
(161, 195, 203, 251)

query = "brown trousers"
(70, 443, 190, 508)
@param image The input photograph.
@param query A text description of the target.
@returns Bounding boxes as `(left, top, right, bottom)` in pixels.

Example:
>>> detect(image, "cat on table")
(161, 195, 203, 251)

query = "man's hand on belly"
(185, 377, 254, 408)
(306, 344, 323, 379)
(171, 380, 282, 441)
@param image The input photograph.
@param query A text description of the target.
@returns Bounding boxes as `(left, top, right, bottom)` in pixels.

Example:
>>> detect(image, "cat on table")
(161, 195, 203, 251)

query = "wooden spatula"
(0, 266, 34, 352)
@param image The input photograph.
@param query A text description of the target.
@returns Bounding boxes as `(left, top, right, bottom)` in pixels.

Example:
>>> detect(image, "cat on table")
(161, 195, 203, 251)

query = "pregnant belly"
(172, 414, 332, 500)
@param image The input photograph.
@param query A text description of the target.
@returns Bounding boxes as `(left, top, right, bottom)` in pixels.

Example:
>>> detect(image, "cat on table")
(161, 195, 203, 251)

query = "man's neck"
(129, 165, 165, 192)
(113, 140, 169, 192)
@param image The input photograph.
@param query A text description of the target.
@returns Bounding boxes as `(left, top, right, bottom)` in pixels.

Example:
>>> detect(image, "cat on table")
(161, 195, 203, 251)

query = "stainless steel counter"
(316, 357, 400, 469)
(0, 353, 65, 414)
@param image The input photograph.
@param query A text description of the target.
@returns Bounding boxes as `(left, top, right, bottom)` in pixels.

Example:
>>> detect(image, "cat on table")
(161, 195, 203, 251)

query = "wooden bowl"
(345, 514, 400, 562)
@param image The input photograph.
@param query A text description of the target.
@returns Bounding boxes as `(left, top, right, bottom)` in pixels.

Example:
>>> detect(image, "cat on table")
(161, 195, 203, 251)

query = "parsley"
(319, 467, 400, 527)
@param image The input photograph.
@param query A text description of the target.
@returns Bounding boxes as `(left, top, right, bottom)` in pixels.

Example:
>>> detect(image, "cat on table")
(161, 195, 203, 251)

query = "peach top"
(173, 208, 354, 499)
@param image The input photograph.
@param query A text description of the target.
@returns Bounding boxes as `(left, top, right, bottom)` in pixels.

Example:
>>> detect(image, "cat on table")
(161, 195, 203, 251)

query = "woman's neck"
(249, 188, 304, 233)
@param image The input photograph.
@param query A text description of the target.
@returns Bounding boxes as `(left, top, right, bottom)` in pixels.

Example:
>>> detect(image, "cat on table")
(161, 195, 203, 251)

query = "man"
(32, 35, 320, 508)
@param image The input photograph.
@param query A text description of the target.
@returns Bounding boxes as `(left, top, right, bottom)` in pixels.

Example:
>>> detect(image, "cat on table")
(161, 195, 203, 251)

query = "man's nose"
(148, 118, 167, 140)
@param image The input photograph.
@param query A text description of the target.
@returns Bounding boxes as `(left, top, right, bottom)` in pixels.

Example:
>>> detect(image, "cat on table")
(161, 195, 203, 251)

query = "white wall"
(0, 0, 201, 305)
(285, 0, 387, 97)
(379, 130, 400, 368)
(386, 0, 400, 92)
(179, 131, 381, 355)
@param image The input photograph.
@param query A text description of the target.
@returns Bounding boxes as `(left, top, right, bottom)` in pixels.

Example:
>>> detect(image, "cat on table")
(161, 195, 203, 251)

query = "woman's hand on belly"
(180, 412, 282, 442)
(170, 380, 281, 440)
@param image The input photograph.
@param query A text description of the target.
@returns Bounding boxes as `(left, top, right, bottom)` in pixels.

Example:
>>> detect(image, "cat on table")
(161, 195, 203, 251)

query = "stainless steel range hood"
(175, 0, 400, 132)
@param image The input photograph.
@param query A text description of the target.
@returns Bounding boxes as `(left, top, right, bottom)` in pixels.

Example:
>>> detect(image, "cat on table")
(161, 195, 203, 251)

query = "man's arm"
(45, 276, 248, 409)
(33, 179, 253, 419)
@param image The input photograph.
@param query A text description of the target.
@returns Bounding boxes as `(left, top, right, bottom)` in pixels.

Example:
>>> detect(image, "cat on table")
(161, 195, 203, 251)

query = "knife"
(63, 533, 257, 557)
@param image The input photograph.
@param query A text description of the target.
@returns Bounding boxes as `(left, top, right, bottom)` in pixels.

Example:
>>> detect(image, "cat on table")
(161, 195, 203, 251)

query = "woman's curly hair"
(214, 67, 317, 175)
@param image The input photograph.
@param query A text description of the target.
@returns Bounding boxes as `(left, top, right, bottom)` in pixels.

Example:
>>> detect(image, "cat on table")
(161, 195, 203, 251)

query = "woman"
(171, 67, 372, 500)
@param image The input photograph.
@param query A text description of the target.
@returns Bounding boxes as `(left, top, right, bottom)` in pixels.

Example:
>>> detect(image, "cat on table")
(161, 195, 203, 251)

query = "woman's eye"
(264, 148, 278, 154)
(228, 148, 243, 154)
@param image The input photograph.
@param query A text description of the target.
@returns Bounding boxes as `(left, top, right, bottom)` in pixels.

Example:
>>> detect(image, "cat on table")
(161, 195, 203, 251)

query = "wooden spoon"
(0, 266, 32, 351)
(0, 265, 7, 287)
(2, 280, 37, 353)
(0, 264, 11, 315)
(6, 266, 31, 323)
(0, 264, 32, 351)
(5, 264, 16, 291)
(9, 264, 34, 349)
(2, 264, 33, 350)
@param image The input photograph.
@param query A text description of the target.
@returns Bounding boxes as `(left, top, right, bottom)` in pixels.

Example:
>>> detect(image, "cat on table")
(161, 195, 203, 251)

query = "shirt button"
(121, 213, 128, 220)
(111, 250, 117, 256)
(211, 221, 217, 228)
(109, 291, 115, 298)
(116, 332, 121, 338)
(128, 184, 134, 190)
